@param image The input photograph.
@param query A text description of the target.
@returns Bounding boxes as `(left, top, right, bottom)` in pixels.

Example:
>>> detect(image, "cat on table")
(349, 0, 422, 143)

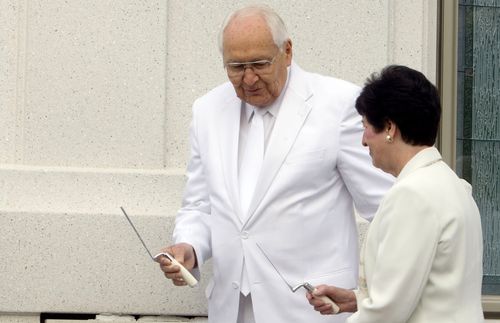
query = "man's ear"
(284, 39, 293, 65)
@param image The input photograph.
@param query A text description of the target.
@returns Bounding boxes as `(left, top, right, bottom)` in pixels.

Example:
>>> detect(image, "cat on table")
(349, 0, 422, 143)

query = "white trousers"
(236, 293, 256, 323)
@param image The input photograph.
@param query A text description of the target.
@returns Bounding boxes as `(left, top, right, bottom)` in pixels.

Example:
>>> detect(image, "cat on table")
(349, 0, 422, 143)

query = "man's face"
(222, 16, 292, 108)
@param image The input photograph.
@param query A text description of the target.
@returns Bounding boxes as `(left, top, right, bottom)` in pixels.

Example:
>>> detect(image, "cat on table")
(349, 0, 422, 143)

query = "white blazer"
(349, 147, 484, 323)
(173, 62, 393, 323)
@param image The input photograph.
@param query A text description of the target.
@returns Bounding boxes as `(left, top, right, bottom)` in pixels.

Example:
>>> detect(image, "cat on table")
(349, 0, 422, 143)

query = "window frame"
(438, 0, 500, 314)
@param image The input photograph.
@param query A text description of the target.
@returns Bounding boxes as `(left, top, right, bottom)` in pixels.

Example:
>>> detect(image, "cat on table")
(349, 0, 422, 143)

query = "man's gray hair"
(217, 4, 290, 53)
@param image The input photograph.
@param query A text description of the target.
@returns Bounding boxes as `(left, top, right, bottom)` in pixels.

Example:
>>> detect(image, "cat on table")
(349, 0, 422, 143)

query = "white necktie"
(239, 109, 264, 218)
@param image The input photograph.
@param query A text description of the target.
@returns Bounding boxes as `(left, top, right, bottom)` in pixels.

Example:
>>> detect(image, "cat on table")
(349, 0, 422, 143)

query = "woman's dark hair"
(355, 65, 441, 146)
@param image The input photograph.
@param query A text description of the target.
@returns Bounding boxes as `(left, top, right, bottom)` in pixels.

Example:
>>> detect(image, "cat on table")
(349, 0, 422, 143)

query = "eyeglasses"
(225, 54, 278, 77)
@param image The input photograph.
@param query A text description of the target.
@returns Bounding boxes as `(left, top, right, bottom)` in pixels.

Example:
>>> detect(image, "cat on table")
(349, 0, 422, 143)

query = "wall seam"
(163, 1, 169, 169)
(387, 0, 395, 64)
(14, 0, 28, 164)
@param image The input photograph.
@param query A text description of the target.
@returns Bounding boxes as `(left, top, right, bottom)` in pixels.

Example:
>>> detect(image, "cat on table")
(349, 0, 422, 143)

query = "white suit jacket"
(173, 62, 393, 323)
(349, 147, 484, 323)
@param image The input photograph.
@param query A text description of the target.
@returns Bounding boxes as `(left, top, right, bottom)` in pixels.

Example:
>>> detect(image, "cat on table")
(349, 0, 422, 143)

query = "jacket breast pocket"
(284, 149, 326, 166)
(307, 267, 357, 289)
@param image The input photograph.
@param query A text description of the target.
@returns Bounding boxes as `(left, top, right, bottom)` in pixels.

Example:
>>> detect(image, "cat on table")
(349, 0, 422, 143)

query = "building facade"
(0, 0, 498, 322)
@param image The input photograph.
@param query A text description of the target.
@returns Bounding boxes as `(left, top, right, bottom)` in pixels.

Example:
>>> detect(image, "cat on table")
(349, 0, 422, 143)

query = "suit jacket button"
(232, 281, 240, 289)
(241, 231, 249, 239)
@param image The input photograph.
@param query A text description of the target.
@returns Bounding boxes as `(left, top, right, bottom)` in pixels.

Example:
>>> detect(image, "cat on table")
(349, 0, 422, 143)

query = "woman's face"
(361, 116, 390, 172)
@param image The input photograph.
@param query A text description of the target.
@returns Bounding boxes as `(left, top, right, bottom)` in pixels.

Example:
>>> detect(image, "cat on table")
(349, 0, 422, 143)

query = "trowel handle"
(313, 292, 341, 314)
(303, 283, 340, 314)
(170, 257, 198, 287)
(155, 252, 198, 287)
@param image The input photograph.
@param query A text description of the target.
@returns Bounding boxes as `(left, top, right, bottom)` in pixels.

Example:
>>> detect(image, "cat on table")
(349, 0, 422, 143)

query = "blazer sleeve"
(172, 100, 212, 271)
(336, 97, 394, 221)
(349, 185, 441, 323)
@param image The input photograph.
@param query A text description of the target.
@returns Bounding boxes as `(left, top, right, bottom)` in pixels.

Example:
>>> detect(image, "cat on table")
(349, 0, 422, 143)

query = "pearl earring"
(385, 135, 393, 143)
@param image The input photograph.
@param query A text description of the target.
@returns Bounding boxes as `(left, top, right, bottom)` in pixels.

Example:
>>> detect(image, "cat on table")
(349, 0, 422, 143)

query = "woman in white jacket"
(308, 65, 484, 323)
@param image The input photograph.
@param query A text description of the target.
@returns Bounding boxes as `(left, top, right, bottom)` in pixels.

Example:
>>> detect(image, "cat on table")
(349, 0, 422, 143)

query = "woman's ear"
(386, 120, 397, 138)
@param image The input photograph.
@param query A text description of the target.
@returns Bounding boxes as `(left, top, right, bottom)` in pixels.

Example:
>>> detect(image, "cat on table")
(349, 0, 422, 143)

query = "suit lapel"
(217, 96, 245, 223)
(244, 63, 313, 223)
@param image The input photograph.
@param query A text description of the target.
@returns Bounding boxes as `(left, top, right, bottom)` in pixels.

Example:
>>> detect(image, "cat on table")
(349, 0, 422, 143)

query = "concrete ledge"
(0, 165, 185, 216)
(138, 316, 187, 322)
(0, 211, 210, 315)
(0, 165, 211, 315)
(44, 315, 208, 323)
(138, 316, 207, 323)
(0, 314, 39, 323)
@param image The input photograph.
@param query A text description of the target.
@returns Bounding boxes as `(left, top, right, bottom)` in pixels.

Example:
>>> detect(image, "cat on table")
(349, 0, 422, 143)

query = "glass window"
(457, 0, 500, 294)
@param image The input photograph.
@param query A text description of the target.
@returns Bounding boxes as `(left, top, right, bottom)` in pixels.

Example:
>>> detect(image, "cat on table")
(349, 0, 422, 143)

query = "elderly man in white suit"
(158, 4, 393, 323)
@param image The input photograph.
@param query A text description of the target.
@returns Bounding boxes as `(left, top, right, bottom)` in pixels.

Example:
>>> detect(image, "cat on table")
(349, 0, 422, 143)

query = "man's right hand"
(157, 243, 196, 286)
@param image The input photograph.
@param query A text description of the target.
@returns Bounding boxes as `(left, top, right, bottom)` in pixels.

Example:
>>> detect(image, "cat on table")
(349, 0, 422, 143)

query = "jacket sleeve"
(337, 97, 394, 221)
(172, 100, 212, 272)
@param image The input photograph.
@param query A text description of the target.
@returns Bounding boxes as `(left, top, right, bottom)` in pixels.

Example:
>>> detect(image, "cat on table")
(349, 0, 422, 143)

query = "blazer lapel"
(244, 63, 313, 223)
(217, 97, 245, 223)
